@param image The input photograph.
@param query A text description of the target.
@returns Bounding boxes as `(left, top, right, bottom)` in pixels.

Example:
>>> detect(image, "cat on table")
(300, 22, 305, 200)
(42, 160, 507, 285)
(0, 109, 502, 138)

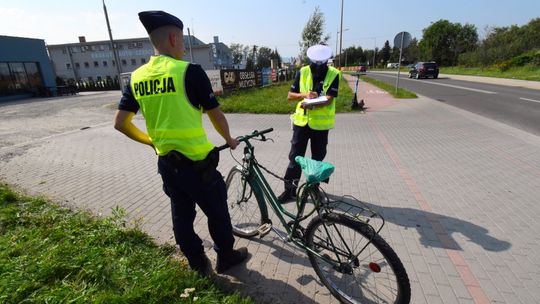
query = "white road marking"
(519, 97, 540, 104)
(374, 73, 498, 94)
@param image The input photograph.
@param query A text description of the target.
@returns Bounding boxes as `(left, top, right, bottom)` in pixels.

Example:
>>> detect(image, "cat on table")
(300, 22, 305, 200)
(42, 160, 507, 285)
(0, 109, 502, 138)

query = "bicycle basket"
(295, 156, 334, 184)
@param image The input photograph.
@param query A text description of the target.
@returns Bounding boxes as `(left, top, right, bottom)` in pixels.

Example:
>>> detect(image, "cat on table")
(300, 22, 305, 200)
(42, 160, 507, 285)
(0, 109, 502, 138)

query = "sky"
(1, 0, 539, 60)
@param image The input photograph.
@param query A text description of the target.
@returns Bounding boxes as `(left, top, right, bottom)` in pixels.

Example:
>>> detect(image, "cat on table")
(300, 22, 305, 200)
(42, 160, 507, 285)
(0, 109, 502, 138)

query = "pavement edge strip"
(366, 114, 491, 304)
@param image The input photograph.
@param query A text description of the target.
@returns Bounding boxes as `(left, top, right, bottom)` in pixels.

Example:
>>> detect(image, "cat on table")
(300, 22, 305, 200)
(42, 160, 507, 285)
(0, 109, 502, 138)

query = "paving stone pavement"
(1, 77, 539, 303)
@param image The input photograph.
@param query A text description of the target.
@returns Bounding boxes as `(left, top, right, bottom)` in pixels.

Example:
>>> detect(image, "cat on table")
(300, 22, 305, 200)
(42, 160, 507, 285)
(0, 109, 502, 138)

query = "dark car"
(357, 65, 367, 73)
(409, 62, 439, 79)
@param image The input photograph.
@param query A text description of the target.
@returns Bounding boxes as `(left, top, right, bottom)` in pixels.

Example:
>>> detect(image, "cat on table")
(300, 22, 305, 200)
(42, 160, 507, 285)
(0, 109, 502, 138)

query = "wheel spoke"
(305, 214, 410, 303)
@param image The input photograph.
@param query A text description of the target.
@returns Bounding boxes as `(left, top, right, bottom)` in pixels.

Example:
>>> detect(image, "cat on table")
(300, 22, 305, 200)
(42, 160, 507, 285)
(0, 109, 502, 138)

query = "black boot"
(277, 189, 297, 204)
(216, 247, 249, 273)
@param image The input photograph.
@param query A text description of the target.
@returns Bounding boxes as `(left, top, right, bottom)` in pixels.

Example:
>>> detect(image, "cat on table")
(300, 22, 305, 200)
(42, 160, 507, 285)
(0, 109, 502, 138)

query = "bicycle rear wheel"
(305, 213, 411, 304)
(225, 167, 263, 238)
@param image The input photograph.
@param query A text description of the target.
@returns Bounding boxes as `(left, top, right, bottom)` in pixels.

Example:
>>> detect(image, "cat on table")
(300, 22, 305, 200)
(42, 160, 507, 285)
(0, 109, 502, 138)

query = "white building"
(48, 35, 232, 83)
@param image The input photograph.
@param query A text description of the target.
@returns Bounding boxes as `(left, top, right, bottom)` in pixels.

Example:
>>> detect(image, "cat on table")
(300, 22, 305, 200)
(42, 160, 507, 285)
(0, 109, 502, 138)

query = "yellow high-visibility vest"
(291, 65, 340, 130)
(130, 56, 214, 160)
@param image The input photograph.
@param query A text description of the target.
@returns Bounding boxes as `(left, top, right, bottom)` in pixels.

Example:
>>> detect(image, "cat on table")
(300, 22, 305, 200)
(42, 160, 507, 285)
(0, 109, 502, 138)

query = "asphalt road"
(0, 91, 119, 148)
(366, 72, 540, 136)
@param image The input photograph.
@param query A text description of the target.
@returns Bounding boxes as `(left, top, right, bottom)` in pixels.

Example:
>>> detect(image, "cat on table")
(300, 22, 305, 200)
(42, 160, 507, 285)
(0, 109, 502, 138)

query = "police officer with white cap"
(114, 10, 247, 275)
(278, 44, 341, 203)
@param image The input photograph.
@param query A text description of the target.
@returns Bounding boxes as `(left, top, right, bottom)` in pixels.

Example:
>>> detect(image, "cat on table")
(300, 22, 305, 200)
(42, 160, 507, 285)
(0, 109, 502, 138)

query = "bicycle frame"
(234, 136, 362, 264)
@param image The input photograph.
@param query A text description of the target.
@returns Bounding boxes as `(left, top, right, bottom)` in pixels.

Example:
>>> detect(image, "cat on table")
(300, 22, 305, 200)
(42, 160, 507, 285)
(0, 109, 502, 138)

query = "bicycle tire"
(225, 166, 264, 238)
(305, 213, 411, 304)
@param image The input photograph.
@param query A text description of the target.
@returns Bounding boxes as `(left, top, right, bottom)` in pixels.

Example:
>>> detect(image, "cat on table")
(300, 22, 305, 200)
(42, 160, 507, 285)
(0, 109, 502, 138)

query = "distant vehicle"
(409, 62, 439, 79)
(387, 63, 399, 68)
(357, 65, 367, 73)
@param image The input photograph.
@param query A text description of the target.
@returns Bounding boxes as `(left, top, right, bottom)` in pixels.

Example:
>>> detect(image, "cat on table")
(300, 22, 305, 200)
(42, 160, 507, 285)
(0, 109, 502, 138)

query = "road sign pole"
(395, 32, 404, 93)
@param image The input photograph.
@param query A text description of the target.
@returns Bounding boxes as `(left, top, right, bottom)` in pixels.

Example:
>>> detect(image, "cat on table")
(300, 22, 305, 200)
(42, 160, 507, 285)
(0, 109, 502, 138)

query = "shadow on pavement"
(213, 257, 322, 304)
(326, 194, 511, 252)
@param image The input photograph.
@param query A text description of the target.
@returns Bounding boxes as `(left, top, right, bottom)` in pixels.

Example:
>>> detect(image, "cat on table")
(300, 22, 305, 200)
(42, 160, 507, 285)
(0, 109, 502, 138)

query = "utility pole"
(187, 28, 194, 62)
(103, 0, 122, 85)
(338, 0, 344, 69)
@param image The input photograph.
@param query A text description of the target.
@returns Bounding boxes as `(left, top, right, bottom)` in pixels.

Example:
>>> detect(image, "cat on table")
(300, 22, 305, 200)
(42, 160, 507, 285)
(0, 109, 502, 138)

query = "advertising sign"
(205, 70, 223, 95)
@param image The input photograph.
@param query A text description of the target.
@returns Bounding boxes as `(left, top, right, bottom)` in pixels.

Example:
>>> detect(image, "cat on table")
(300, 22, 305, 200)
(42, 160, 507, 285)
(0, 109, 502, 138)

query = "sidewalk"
(1, 80, 540, 303)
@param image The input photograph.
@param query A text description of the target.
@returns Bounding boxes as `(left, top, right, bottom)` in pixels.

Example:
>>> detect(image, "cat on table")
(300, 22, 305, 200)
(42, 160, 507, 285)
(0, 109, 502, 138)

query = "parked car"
(387, 62, 399, 68)
(409, 62, 439, 79)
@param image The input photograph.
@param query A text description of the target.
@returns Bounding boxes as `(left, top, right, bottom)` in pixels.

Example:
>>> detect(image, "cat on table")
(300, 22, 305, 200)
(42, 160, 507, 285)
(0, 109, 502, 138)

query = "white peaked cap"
(307, 45, 333, 63)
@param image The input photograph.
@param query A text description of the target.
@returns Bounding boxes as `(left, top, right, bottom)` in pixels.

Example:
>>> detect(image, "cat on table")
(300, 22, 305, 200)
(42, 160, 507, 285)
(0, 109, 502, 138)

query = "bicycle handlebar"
(217, 128, 274, 151)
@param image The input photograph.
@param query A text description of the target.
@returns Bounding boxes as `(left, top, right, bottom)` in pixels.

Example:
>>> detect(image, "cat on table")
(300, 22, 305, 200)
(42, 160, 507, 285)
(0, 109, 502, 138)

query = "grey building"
(0, 35, 56, 101)
(48, 35, 232, 84)
(210, 36, 233, 69)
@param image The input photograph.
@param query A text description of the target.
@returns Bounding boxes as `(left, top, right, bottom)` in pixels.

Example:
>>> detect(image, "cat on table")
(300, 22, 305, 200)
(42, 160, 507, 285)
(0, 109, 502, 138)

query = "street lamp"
(336, 28, 349, 67)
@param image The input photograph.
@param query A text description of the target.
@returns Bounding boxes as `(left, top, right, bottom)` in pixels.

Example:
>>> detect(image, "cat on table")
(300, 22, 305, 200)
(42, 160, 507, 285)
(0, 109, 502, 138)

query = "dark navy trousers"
(283, 125, 329, 193)
(157, 156, 234, 261)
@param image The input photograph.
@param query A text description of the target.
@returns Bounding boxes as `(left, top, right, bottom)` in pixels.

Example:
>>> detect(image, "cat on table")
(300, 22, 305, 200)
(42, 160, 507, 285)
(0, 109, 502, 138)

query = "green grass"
(0, 184, 253, 304)
(440, 66, 540, 81)
(219, 75, 355, 113)
(359, 75, 418, 99)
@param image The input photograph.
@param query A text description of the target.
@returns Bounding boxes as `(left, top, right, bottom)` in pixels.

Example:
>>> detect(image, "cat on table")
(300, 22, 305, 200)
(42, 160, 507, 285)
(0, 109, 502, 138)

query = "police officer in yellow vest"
(114, 11, 247, 275)
(278, 44, 340, 203)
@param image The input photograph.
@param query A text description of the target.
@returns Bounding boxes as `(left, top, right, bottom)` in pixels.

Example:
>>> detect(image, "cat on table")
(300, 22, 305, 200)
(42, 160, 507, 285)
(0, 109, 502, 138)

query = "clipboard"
(302, 96, 328, 106)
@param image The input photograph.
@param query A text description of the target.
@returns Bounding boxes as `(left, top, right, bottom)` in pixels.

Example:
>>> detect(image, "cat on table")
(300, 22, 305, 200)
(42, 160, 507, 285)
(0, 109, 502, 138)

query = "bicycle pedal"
(257, 223, 272, 238)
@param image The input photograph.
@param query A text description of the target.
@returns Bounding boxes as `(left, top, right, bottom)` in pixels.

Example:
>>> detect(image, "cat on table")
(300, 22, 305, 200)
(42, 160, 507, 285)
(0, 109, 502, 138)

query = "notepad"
(302, 96, 328, 105)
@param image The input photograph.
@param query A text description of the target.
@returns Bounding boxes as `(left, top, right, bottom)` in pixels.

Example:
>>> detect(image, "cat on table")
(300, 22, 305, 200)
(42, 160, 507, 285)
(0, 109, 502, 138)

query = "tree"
(256, 46, 273, 69)
(419, 19, 478, 66)
(381, 40, 391, 64)
(299, 6, 330, 62)
(403, 38, 420, 63)
(246, 45, 257, 70)
(270, 48, 282, 68)
(229, 43, 244, 64)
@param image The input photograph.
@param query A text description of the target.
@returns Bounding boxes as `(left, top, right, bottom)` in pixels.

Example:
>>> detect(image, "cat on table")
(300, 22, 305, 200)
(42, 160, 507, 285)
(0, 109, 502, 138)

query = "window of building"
(102, 61, 108, 67)
(9, 62, 29, 90)
(88, 76, 93, 82)
(66, 63, 71, 69)
(71, 46, 81, 53)
(84, 62, 89, 68)
(121, 59, 127, 66)
(24, 62, 43, 88)
(97, 76, 102, 81)
(94, 61, 99, 67)
(0, 61, 45, 96)
(0, 62, 13, 95)
(131, 59, 136, 65)
(140, 58, 146, 64)
(75, 62, 80, 69)
(112, 60, 116, 66)
(62, 48, 67, 54)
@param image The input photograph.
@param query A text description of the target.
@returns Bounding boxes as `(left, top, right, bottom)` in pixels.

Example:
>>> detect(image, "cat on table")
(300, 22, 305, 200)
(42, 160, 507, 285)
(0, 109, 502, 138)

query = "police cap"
(307, 44, 333, 64)
(138, 10, 184, 34)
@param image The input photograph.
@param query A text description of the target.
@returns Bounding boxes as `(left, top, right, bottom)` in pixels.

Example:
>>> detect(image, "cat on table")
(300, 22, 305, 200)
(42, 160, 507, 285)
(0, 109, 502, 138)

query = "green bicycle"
(219, 128, 411, 304)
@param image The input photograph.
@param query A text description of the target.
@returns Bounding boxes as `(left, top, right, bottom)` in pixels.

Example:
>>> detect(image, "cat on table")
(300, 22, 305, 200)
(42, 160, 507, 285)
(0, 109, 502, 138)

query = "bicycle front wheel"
(305, 213, 411, 304)
(225, 167, 264, 238)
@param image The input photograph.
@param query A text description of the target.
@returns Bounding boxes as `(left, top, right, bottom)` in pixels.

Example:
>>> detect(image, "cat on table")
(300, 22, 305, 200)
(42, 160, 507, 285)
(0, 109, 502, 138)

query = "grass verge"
(359, 75, 417, 98)
(0, 184, 253, 304)
(440, 66, 540, 81)
(219, 75, 355, 113)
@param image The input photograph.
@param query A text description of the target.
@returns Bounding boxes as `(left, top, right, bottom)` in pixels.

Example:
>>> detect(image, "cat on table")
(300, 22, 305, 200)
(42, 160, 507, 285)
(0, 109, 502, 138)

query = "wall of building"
(48, 36, 225, 83)
(0, 35, 56, 99)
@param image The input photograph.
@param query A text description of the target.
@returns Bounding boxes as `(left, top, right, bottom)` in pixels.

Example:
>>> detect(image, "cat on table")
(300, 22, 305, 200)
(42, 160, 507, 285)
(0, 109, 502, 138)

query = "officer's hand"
(306, 91, 318, 99)
(227, 138, 240, 150)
